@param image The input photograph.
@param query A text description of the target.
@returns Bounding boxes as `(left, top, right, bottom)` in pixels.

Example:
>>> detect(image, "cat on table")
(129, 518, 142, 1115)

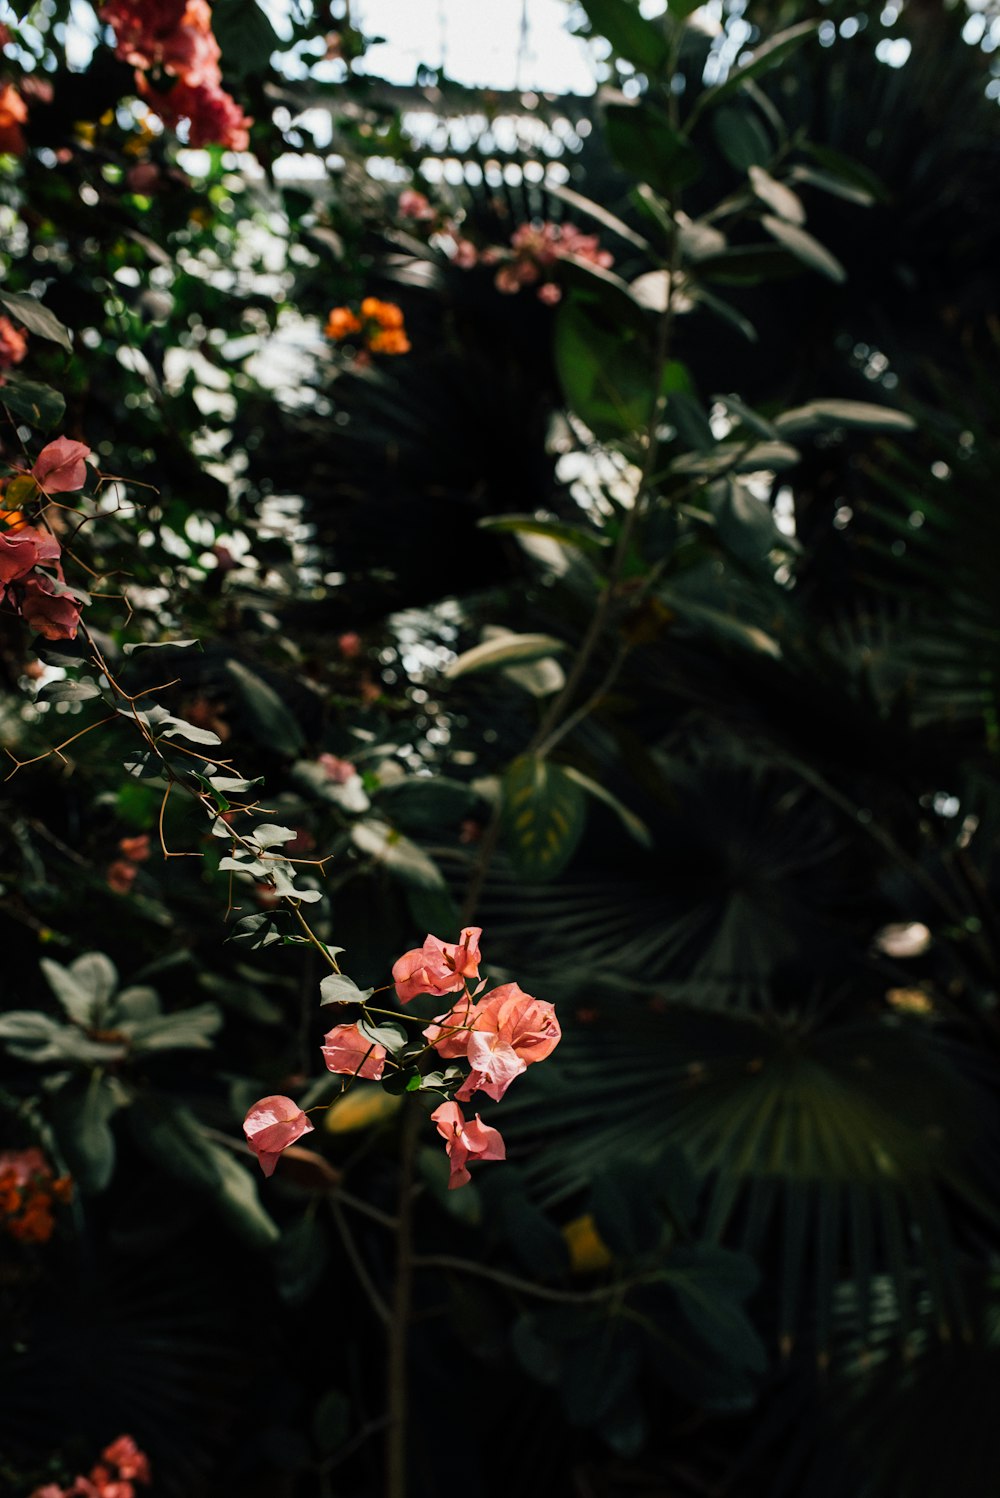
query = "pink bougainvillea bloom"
(19, 574, 83, 641)
(28, 1486, 66, 1498)
(0, 1146, 50, 1185)
(0, 82, 28, 156)
(392, 926, 482, 1004)
(118, 835, 151, 862)
(0, 314, 27, 370)
(243, 1095, 314, 1177)
(101, 1436, 150, 1484)
(321, 1023, 386, 1081)
(337, 630, 362, 659)
(426, 982, 561, 1102)
(318, 752, 356, 785)
(145, 78, 252, 150)
(431, 1101, 505, 1190)
(537, 282, 562, 305)
(106, 859, 138, 895)
(0, 526, 61, 585)
(398, 188, 434, 221)
(31, 438, 91, 494)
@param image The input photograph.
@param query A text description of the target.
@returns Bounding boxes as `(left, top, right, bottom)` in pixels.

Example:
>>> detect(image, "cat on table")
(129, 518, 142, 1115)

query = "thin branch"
(330, 1198, 391, 1326)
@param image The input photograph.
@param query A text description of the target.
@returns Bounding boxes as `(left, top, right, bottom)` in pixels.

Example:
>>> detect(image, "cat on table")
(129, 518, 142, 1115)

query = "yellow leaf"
(562, 1213, 614, 1274)
(324, 1083, 402, 1135)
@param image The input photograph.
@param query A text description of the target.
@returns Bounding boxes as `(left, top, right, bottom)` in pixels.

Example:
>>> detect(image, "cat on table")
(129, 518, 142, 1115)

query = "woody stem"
(385, 1097, 420, 1498)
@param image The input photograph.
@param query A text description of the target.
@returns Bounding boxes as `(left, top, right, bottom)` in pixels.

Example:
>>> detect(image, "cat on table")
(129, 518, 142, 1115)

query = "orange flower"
(0, 314, 28, 370)
(369, 327, 411, 355)
(325, 306, 362, 340)
(360, 297, 404, 330)
(0, 83, 27, 156)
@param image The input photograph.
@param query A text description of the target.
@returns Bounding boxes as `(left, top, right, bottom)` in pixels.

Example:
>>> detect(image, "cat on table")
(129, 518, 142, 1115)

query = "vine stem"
(385, 1098, 420, 1498)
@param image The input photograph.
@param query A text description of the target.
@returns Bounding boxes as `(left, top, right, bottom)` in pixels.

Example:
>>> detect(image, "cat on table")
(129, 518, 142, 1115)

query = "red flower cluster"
(106, 833, 151, 895)
(101, 0, 251, 150)
(244, 928, 561, 1190)
(0, 1147, 72, 1245)
(0, 438, 91, 639)
(30, 1435, 151, 1498)
(0, 313, 28, 371)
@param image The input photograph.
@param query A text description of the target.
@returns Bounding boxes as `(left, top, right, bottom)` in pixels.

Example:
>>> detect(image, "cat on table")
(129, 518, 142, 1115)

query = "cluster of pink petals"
(30, 1434, 151, 1498)
(101, 0, 252, 150)
(243, 1095, 314, 1177)
(0, 313, 27, 370)
(242, 929, 558, 1190)
(0, 439, 91, 640)
(321, 1023, 386, 1081)
(426, 981, 561, 1102)
(431, 1101, 505, 1190)
(398, 188, 435, 222)
(451, 220, 613, 304)
(0, 525, 81, 641)
(392, 926, 482, 1004)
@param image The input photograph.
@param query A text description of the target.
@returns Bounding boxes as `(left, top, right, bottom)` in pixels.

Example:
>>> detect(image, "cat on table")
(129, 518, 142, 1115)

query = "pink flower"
(451, 238, 479, 269)
(337, 630, 362, 659)
(321, 1023, 386, 1081)
(426, 982, 561, 1102)
(537, 282, 562, 305)
(243, 1095, 314, 1177)
(29, 1486, 66, 1498)
(0, 526, 61, 585)
(102, 1437, 150, 1485)
(0, 1146, 50, 1184)
(19, 573, 83, 641)
(431, 1101, 505, 1189)
(31, 438, 91, 494)
(0, 314, 27, 370)
(106, 859, 138, 895)
(318, 753, 356, 785)
(144, 78, 252, 150)
(399, 189, 434, 221)
(392, 927, 482, 1004)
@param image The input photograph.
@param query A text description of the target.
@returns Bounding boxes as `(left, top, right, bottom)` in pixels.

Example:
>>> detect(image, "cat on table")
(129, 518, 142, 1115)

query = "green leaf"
(350, 820, 446, 890)
(227, 913, 283, 947)
(579, 0, 671, 73)
(712, 105, 772, 171)
(446, 631, 568, 681)
(789, 163, 875, 207)
(670, 439, 800, 477)
(118, 1003, 222, 1053)
(319, 973, 374, 1006)
(689, 21, 819, 124)
(49, 1074, 120, 1194)
(250, 823, 298, 849)
(0, 374, 66, 429)
(224, 659, 305, 757)
(357, 1013, 407, 1052)
(760, 215, 846, 283)
(710, 479, 794, 563)
(122, 638, 200, 655)
(500, 756, 587, 882)
(130, 1098, 279, 1247)
(554, 292, 657, 438)
(209, 0, 278, 78)
(605, 101, 702, 195)
(41, 952, 117, 1026)
(0, 289, 73, 352)
(560, 767, 653, 847)
(36, 677, 101, 704)
(748, 165, 805, 225)
(775, 399, 916, 436)
(478, 514, 612, 556)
